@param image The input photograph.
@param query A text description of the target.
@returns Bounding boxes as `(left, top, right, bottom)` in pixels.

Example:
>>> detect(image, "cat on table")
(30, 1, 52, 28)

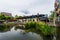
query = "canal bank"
(0, 27, 56, 40)
(0, 28, 42, 40)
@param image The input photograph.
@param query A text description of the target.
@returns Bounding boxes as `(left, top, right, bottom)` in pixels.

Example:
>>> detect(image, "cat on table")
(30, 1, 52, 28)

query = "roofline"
(17, 14, 48, 19)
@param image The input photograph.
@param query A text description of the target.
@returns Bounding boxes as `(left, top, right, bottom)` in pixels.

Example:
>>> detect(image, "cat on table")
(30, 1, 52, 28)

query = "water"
(0, 27, 42, 40)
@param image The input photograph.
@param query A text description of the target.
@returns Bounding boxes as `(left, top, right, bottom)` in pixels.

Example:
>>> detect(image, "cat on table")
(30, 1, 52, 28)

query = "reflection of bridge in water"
(4, 22, 25, 26)
(0, 20, 25, 29)
(4, 22, 25, 29)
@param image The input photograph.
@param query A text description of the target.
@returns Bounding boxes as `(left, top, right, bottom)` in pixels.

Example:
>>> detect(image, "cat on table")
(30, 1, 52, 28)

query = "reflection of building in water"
(17, 14, 49, 22)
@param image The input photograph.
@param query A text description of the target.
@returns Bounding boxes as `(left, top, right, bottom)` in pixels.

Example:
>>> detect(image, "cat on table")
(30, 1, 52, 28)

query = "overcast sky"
(0, 0, 55, 16)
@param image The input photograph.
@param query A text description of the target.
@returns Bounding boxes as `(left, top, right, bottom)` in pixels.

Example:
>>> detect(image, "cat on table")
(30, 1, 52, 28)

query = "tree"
(19, 16, 22, 18)
(0, 14, 11, 20)
(49, 11, 55, 21)
(5, 16, 11, 20)
(14, 15, 19, 19)
(0, 14, 5, 20)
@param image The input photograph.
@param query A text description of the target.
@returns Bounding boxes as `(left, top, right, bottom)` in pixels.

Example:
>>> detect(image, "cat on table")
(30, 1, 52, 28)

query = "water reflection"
(10, 27, 15, 32)
(0, 28, 42, 40)
(0, 26, 56, 40)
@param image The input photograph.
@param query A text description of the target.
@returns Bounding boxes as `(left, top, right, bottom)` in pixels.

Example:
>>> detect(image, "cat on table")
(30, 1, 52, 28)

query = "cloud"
(20, 9, 29, 14)
(0, 0, 55, 16)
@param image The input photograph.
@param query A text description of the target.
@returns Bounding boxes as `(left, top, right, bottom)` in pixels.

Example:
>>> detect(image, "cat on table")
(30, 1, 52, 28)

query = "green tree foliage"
(0, 14, 11, 20)
(19, 16, 22, 18)
(14, 15, 22, 20)
(49, 11, 55, 21)
(15, 15, 19, 19)
(0, 14, 5, 20)
(5, 16, 10, 20)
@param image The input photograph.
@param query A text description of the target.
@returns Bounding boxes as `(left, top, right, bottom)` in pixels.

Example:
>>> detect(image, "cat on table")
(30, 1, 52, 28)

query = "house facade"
(17, 14, 49, 22)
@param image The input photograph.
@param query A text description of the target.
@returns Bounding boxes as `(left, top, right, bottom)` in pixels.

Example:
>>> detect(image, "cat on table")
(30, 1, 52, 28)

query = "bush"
(25, 22, 55, 36)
